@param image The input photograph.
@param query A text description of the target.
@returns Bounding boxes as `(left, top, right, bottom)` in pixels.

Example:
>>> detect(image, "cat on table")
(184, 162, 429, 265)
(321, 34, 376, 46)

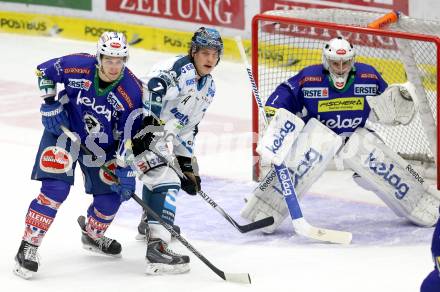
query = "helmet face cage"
(322, 37, 355, 89)
(190, 27, 224, 60)
(97, 32, 129, 65)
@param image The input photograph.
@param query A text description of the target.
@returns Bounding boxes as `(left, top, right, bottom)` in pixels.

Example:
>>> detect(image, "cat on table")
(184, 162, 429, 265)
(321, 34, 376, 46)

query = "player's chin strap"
(235, 36, 352, 244)
(59, 125, 251, 284)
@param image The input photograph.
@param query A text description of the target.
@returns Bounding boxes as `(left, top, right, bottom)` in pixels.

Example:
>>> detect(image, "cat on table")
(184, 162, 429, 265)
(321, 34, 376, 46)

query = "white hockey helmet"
(96, 31, 129, 65)
(322, 37, 355, 90)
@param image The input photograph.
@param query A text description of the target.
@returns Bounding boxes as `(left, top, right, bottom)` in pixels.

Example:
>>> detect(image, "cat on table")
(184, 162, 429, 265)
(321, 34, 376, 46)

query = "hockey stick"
(235, 36, 352, 244)
(60, 126, 251, 284)
(138, 112, 274, 233)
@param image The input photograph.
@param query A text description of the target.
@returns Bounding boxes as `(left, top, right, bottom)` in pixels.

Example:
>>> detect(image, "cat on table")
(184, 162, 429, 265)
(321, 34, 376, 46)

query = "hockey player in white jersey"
(128, 27, 223, 274)
(241, 37, 440, 234)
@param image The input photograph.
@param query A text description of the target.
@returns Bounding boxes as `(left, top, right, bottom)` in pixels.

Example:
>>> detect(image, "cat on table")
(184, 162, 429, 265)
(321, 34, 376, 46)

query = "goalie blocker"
(242, 117, 343, 233)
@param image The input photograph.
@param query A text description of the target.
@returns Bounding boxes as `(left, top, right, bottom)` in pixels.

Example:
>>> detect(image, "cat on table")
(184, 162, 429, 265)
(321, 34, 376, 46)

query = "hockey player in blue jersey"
(127, 27, 223, 275)
(242, 36, 440, 233)
(421, 209, 440, 292)
(13, 32, 143, 279)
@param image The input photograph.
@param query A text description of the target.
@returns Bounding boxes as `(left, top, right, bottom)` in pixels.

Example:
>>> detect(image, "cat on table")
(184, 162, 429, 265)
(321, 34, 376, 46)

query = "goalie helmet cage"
(251, 9, 440, 189)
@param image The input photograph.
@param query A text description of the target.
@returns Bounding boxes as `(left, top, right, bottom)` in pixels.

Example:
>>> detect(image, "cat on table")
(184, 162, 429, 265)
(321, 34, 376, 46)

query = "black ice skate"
(13, 240, 40, 279)
(145, 238, 190, 275)
(136, 211, 180, 240)
(77, 215, 122, 257)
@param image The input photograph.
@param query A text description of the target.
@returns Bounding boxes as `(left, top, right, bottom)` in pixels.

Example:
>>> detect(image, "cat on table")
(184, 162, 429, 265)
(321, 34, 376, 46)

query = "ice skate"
(13, 240, 40, 279)
(145, 238, 190, 275)
(78, 215, 122, 257)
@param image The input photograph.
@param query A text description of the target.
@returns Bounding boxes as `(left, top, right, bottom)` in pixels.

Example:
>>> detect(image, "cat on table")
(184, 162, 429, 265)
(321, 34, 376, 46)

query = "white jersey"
(141, 55, 215, 157)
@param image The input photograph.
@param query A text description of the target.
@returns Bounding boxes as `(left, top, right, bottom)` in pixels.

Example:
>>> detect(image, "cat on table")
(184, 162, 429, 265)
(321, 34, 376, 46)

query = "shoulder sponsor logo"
(181, 63, 195, 74)
(77, 95, 112, 122)
(299, 76, 322, 85)
(318, 97, 364, 112)
(318, 114, 363, 129)
(117, 85, 134, 109)
(68, 78, 92, 91)
(186, 78, 196, 86)
(64, 67, 90, 75)
(302, 87, 329, 98)
(360, 73, 378, 80)
(354, 84, 378, 95)
(107, 92, 124, 111)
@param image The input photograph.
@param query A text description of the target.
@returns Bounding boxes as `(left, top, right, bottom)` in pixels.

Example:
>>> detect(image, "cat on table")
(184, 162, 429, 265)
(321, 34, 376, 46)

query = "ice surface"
(0, 33, 434, 292)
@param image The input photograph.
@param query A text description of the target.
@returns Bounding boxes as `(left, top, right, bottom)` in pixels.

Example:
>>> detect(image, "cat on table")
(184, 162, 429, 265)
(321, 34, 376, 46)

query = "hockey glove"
(110, 166, 136, 202)
(177, 156, 201, 196)
(40, 101, 69, 136)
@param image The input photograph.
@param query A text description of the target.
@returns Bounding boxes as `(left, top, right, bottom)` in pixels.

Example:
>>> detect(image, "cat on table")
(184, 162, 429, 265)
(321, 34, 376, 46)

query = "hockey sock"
(23, 179, 70, 245)
(143, 185, 179, 226)
(85, 192, 121, 239)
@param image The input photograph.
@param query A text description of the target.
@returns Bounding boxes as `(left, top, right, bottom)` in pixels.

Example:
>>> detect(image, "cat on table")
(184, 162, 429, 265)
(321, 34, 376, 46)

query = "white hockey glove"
(367, 82, 417, 126)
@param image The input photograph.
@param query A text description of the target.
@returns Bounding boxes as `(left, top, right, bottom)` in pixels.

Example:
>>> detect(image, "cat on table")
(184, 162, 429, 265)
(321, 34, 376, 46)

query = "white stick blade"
(300, 227, 353, 245)
(292, 218, 352, 244)
(224, 272, 252, 284)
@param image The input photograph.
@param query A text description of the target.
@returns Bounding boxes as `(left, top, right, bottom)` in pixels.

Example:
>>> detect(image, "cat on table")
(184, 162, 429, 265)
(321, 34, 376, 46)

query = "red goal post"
(251, 9, 440, 189)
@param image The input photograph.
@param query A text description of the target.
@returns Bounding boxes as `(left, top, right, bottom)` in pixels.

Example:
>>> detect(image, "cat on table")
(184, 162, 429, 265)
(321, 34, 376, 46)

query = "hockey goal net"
(251, 9, 440, 187)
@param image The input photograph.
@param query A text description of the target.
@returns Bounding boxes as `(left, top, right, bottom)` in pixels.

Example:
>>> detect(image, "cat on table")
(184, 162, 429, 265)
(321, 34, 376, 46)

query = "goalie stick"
(235, 36, 352, 244)
(60, 126, 251, 284)
(134, 114, 275, 233)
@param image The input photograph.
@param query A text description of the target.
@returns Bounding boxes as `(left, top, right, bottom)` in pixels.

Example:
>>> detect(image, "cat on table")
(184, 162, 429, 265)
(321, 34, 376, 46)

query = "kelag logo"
(265, 121, 295, 154)
(365, 152, 409, 199)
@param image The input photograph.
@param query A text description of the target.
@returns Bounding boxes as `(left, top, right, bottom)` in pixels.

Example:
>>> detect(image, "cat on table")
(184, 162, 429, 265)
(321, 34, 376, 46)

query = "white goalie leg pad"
(340, 127, 440, 227)
(242, 118, 343, 233)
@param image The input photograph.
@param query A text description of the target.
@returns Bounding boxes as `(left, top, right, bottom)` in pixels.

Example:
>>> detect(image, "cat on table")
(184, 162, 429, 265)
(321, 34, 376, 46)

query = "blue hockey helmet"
(190, 27, 223, 61)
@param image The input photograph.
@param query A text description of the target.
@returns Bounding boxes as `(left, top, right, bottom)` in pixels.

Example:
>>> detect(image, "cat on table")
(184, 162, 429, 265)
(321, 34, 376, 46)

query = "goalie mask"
(322, 37, 355, 90)
(96, 31, 129, 66)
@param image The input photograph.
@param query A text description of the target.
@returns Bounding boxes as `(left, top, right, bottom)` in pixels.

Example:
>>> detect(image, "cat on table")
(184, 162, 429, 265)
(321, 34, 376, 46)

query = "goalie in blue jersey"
(13, 32, 143, 279)
(241, 37, 440, 233)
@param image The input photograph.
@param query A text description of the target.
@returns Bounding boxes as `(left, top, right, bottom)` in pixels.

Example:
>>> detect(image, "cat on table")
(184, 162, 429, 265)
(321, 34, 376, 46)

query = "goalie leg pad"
(242, 118, 343, 233)
(340, 127, 440, 227)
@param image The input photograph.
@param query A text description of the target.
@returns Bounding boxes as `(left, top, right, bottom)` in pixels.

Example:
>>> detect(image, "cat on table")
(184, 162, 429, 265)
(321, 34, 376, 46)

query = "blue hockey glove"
(40, 101, 69, 136)
(111, 166, 136, 202)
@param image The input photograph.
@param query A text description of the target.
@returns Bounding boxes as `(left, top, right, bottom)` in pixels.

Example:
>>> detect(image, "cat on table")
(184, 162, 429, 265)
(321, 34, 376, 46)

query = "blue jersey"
(265, 63, 388, 135)
(36, 53, 143, 151)
(421, 215, 440, 291)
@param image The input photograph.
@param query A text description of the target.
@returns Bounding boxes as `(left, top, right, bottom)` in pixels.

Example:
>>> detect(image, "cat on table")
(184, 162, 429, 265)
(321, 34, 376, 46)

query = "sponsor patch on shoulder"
(354, 84, 378, 95)
(40, 146, 73, 174)
(302, 87, 329, 98)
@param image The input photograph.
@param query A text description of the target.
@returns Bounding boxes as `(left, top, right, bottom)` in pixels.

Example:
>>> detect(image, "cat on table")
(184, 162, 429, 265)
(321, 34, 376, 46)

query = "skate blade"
(145, 262, 190, 275)
(13, 263, 33, 279)
(82, 244, 122, 258)
(135, 233, 147, 241)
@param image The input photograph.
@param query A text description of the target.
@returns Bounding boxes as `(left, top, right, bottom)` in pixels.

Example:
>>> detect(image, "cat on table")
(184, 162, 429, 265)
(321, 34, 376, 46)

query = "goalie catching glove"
(367, 81, 417, 126)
